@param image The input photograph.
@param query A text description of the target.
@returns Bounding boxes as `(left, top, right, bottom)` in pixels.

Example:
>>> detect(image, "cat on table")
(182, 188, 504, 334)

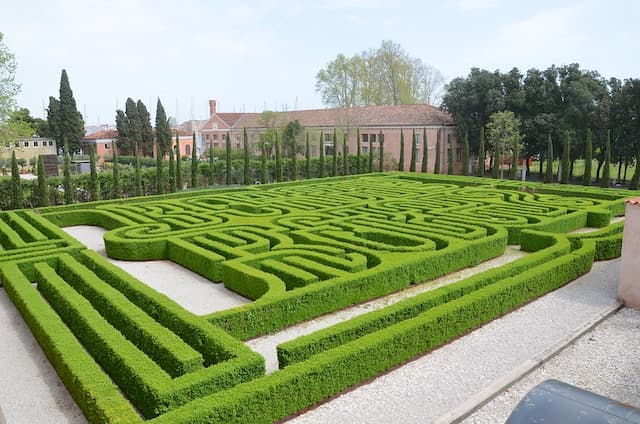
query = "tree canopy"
(0, 33, 19, 124)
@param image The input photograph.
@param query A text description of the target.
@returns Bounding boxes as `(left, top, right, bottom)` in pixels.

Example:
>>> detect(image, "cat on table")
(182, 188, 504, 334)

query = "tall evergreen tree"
(208, 144, 215, 186)
(191, 132, 198, 188)
(46, 96, 61, 148)
(342, 132, 348, 176)
(112, 141, 122, 198)
(447, 134, 454, 175)
(63, 140, 74, 204)
(243, 128, 250, 184)
(398, 129, 405, 171)
(225, 132, 232, 185)
(319, 131, 325, 178)
(155, 99, 172, 156)
(477, 127, 485, 177)
(544, 134, 553, 183)
(356, 128, 361, 174)
(561, 131, 570, 184)
(332, 129, 338, 176)
(261, 140, 268, 183)
(630, 152, 640, 190)
(10, 151, 22, 209)
(57, 70, 84, 153)
(409, 129, 417, 172)
(368, 134, 374, 172)
(169, 147, 176, 192)
(421, 128, 428, 173)
(37, 155, 49, 207)
(491, 151, 500, 179)
(156, 141, 165, 194)
(601, 129, 611, 188)
(123, 98, 141, 155)
(291, 130, 298, 181)
(583, 128, 592, 186)
(433, 129, 441, 174)
(462, 131, 469, 176)
(134, 140, 142, 197)
(275, 131, 283, 182)
(378, 131, 384, 172)
(305, 131, 311, 179)
(509, 139, 519, 180)
(137, 100, 154, 157)
(88, 144, 99, 201)
(175, 133, 183, 190)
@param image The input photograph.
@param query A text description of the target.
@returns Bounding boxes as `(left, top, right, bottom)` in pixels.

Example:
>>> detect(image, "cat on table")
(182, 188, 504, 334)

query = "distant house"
(170, 129, 196, 158)
(196, 99, 459, 172)
(0, 137, 57, 163)
(83, 130, 118, 163)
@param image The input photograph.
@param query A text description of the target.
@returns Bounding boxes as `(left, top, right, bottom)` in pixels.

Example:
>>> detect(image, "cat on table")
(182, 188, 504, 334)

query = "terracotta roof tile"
(84, 130, 119, 140)
(626, 197, 640, 205)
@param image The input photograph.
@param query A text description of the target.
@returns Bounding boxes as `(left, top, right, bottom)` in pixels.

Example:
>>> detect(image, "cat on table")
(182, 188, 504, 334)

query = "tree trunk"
(538, 157, 544, 178)
(617, 156, 623, 180)
(596, 159, 603, 182)
(623, 162, 629, 182)
(569, 159, 575, 179)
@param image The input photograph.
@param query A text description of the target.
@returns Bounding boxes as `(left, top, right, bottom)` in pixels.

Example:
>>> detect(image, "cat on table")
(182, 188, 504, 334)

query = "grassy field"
(530, 159, 637, 183)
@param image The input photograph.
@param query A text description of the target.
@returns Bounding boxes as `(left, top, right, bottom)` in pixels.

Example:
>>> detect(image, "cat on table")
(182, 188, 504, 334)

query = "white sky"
(2, 0, 638, 125)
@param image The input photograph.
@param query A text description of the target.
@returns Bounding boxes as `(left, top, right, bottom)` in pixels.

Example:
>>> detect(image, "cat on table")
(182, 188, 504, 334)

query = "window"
(24, 141, 30, 147)
(456, 148, 462, 162)
(416, 148, 421, 160)
(362, 146, 369, 154)
(34, 141, 39, 147)
(324, 133, 332, 143)
(213, 134, 218, 141)
(14, 142, 19, 147)
(105, 143, 111, 149)
(370, 134, 377, 143)
(414, 133, 421, 145)
(48, 141, 54, 146)
(362, 134, 368, 143)
(185, 144, 191, 156)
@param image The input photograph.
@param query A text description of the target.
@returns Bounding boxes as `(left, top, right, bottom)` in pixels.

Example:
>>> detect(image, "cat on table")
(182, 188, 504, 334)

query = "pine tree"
(409, 129, 416, 172)
(398, 129, 405, 171)
(175, 133, 183, 190)
(156, 141, 165, 194)
(332, 129, 338, 177)
(305, 131, 311, 179)
(243, 128, 250, 184)
(134, 140, 142, 197)
(447, 134, 454, 175)
(208, 143, 215, 186)
(191, 132, 198, 188)
(561, 131, 570, 184)
(57, 70, 85, 153)
(275, 131, 282, 182)
(462, 131, 469, 176)
(10, 151, 22, 209)
(319, 131, 325, 178)
(169, 147, 176, 192)
(155, 99, 171, 156)
(601, 129, 611, 188)
(37, 155, 49, 207)
(63, 140, 74, 204)
(421, 128, 428, 173)
(261, 141, 268, 183)
(477, 127, 485, 177)
(583, 128, 592, 186)
(225, 132, 232, 185)
(433, 129, 441, 174)
(342, 132, 348, 176)
(378, 132, 384, 172)
(356, 128, 361, 174)
(89, 144, 100, 201)
(544, 134, 553, 183)
(112, 141, 122, 198)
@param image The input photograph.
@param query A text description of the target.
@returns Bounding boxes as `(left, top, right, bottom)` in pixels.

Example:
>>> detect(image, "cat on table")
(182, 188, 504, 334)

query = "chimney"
(208, 99, 217, 116)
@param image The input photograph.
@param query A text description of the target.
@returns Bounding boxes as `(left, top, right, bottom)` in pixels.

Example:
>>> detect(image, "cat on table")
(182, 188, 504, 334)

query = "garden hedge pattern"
(0, 172, 635, 423)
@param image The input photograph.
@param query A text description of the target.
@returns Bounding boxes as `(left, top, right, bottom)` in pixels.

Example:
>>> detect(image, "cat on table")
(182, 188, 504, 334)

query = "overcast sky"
(2, 0, 638, 126)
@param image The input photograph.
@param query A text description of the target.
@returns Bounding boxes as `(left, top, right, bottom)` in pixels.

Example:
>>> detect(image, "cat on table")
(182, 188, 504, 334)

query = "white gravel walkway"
(289, 259, 623, 424)
(62, 226, 250, 315)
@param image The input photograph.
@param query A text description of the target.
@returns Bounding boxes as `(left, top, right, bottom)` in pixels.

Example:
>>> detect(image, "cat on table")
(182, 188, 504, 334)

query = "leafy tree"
(10, 151, 22, 209)
(583, 128, 592, 186)
(462, 132, 469, 176)
(433, 129, 441, 174)
(168, 147, 176, 192)
(561, 131, 570, 184)
(175, 133, 182, 190)
(243, 128, 250, 184)
(63, 141, 74, 204)
(155, 99, 172, 156)
(421, 128, 428, 173)
(37, 155, 49, 207)
(398, 129, 405, 171)
(332, 129, 338, 176)
(447, 134, 454, 175)
(156, 141, 164, 194)
(545, 134, 554, 183)
(315, 53, 362, 108)
(410, 128, 418, 172)
(0, 33, 20, 123)
(191, 131, 198, 188)
(378, 131, 384, 172)
(601, 129, 611, 188)
(0, 117, 33, 146)
(356, 128, 361, 174)
(305, 131, 311, 178)
(486, 111, 522, 180)
(319, 131, 325, 177)
(134, 140, 142, 197)
(225, 132, 232, 185)
(88, 144, 99, 201)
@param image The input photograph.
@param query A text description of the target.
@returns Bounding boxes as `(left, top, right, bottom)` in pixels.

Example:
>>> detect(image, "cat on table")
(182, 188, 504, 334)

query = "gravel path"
(62, 226, 250, 315)
(289, 259, 622, 424)
(463, 307, 640, 424)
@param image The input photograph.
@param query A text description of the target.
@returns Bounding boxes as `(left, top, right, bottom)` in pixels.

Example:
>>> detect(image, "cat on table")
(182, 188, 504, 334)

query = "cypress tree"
(583, 128, 592, 186)
(630, 152, 640, 190)
(275, 131, 282, 182)
(155, 99, 171, 157)
(509, 140, 519, 180)
(134, 140, 142, 197)
(225, 132, 232, 185)
(491, 151, 500, 179)
(243, 128, 250, 184)
(89, 144, 100, 201)
(305, 131, 311, 179)
(561, 131, 570, 184)
(409, 129, 417, 172)
(261, 140, 268, 183)
(378, 132, 384, 172)
(175, 133, 183, 190)
(63, 140, 74, 204)
(368, 133, 374, 172)
(58, 70, 85, 153)
(11, 151, 23, 209)
(462, 131, 470, 176)
(601, 129, 611, 188)
(319, 131, 325, 178)
(399, 129, 405, 171)
(112, 141, 122, 198)
(191, 131, 198, 188)
(37, 155, 49, 207)
(447, 134, 454, 175)
(421, 128, 428, 173)
(156, 141, 164, 194)
(356, 128, 361, 174)
(332, 129, 338, 177)
(433, 129, 441, 174)
(545, 134, 553, 183)
(477, 127, 485, 177)
(290, 130, 297, 181)
(169, 147, 176, 192)
(137, 100, 154, 157)
(342, 132, 348, 176)
(208, 144, 215, 186)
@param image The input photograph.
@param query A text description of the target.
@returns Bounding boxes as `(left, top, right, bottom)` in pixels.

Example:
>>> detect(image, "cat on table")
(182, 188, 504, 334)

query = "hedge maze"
(0, 173, 634, 423)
